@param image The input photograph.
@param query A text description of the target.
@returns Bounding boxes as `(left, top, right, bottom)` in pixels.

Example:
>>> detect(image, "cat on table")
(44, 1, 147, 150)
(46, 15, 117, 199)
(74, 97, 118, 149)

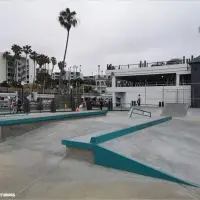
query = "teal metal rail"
(129, 107, 151, 118)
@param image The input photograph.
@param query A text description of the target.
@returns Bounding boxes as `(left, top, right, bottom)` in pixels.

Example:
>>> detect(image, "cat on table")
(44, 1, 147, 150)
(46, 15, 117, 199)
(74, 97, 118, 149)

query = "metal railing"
(129, 107, 151, 118)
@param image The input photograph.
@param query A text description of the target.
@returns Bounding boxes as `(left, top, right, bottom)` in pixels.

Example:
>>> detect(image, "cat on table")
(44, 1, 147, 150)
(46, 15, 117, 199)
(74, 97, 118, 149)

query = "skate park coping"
(90, 116, 172, 144)
(0, 110, 108, 126)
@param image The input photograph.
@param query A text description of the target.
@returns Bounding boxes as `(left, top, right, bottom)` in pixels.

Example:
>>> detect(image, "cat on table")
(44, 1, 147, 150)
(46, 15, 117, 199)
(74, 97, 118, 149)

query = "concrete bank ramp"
(161, 103, 189, 117)
(101, 119, 200, 186)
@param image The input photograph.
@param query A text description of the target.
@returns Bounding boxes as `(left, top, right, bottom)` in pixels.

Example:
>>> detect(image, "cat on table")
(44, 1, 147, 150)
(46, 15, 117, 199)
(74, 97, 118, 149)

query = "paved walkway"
(0, 112, 200, 199)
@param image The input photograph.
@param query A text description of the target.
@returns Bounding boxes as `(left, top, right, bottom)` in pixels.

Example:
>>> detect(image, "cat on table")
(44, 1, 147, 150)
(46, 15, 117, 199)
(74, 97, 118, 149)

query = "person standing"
(100, 99, 103, 110)
(137, 94, 141, 106)
(17, 98, 22, 113)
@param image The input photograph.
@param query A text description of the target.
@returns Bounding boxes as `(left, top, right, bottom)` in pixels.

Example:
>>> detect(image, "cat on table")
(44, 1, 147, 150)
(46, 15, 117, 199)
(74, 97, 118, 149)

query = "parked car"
(166, 58, 182, 65)
(151, 62, 165, 67)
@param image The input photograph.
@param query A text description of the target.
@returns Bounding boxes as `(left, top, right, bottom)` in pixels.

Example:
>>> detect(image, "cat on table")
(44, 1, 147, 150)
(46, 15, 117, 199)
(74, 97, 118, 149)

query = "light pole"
(21, 81, 25, 104)
(98, 65, 100, 77)
(70, 85, 74, 111)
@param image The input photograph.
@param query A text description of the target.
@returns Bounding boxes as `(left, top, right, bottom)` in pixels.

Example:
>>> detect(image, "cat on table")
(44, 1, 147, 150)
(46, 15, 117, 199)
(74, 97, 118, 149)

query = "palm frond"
(58, 7, 78, 31)
(66, 8, 70, 14)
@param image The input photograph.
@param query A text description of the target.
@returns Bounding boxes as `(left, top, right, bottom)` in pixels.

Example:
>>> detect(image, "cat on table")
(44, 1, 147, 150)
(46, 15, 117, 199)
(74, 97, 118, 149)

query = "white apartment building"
(95, 75, 111, 94)
(106, 57, 195, 107)
(0, 52, 34, 84)
(52, 71, 83, 81)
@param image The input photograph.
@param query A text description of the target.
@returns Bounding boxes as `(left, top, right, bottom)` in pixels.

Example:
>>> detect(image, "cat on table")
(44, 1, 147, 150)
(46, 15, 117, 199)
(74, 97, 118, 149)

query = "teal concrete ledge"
(61, 138, 198, 187)
(62, 140, 94, 150)
(90, 116, 172, 144)
(0, 110, 107, 126)
(94, 145, 198, 188)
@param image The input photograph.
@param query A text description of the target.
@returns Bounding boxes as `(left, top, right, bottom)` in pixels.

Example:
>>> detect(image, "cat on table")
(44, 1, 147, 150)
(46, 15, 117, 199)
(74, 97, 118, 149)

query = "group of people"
(11, 98, 23, 113)
(11, 98, 31, 113)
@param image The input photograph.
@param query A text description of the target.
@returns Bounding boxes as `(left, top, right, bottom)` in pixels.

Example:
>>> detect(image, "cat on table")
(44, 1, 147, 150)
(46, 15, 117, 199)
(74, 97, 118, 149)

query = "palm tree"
(36, 54, 46, 70)
(51, 57, 57, 78)
(11, 44, 22, 82)
(3, 51, 11, 81)
(58, 8, 78, 89)
(23, 45, 32, 76)
(45, 56, 51, 74)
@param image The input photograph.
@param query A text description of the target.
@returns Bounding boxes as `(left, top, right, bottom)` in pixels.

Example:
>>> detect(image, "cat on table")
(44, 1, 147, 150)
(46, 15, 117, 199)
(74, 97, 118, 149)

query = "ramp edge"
(61, 140, 198, 187)
(90, 116, 172, 144)
(94, 145, 198, 188)
(0, 110, 107, 126)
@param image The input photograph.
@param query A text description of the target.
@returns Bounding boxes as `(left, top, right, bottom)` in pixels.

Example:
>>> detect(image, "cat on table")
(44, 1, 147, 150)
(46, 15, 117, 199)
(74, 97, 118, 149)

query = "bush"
(36, 101, 43, 111)
(0, 81, 10, 87)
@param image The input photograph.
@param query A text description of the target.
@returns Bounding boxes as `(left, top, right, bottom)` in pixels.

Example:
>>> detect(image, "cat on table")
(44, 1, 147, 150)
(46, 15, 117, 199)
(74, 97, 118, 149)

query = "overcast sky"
(0, 0, 200, 75)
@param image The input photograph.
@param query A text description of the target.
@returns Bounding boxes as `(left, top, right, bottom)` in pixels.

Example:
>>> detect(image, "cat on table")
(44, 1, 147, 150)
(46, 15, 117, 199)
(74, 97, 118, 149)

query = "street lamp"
(70, 85, 74, 111)
(21, 81, 25, 104)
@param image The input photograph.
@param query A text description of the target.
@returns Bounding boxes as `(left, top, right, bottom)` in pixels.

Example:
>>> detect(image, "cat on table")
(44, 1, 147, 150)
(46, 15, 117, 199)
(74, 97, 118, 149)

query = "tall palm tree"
(51, 57, 57, 78)
(58, 7, 78, 89)
(36, 54, 46, 70)
(3, 51, 11, 81)
(11, 44, 22, 82)
(23, 45, 32, 76)
(45, 56, 51, 74)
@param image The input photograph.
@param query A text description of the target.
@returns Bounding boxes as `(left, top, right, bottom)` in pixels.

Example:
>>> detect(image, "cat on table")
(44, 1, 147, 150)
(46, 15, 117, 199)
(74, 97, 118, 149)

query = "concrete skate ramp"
(62, 117, 199, 187)
(161, 103, 189, 117)
(101, 119, 200, 186)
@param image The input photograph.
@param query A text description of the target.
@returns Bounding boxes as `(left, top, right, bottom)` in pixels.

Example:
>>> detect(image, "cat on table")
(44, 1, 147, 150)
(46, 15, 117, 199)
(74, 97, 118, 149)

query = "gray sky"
(0, 0, 200, 75)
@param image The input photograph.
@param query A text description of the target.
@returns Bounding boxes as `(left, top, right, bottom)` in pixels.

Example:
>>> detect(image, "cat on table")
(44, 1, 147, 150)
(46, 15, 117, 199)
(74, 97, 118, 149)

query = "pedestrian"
(137, 94, 141, 106)
(17, 98, 22, 113)
(100, 99, 103, 110)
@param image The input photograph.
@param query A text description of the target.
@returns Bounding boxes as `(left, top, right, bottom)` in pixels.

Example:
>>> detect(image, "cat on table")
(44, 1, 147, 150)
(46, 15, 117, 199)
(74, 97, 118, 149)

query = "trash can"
(131, 101, 136, 106)
(50, 99, 56, 112)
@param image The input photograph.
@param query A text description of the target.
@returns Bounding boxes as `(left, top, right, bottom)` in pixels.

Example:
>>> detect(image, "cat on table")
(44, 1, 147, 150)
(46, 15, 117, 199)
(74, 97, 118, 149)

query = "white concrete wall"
(0, 53, 6, 83)
(28, 59, 35, 84)
(106, 64, 190, 77)
(107, 85, 191, 106)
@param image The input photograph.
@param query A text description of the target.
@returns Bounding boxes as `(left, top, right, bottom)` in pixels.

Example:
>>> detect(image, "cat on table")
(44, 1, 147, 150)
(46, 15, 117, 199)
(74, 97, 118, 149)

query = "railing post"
(183, 82, 184, 103)
(145, 84, 146, 107)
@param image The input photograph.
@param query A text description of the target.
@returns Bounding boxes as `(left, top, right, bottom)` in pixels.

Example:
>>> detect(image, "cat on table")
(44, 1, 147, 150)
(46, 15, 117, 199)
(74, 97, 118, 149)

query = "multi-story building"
(52, 72, 60, 80)
(52, 71, 83, 81)
(0, 52, 34, 84)
(83, 76, 95, 81)
(83, 74, 111, 94)
(106, 56, 200, 108)
(94, 75, 111, 94)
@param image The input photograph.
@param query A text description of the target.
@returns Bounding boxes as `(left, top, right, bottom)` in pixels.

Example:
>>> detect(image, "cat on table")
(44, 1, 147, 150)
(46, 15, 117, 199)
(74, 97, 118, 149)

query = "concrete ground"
(0, 110, 200, 199)
(102, 119, 200, 185)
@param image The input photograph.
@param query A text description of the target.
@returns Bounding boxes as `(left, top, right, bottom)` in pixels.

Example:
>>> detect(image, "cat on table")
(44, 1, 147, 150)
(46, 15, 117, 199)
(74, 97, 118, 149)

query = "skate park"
(0, 103, 200, 199)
